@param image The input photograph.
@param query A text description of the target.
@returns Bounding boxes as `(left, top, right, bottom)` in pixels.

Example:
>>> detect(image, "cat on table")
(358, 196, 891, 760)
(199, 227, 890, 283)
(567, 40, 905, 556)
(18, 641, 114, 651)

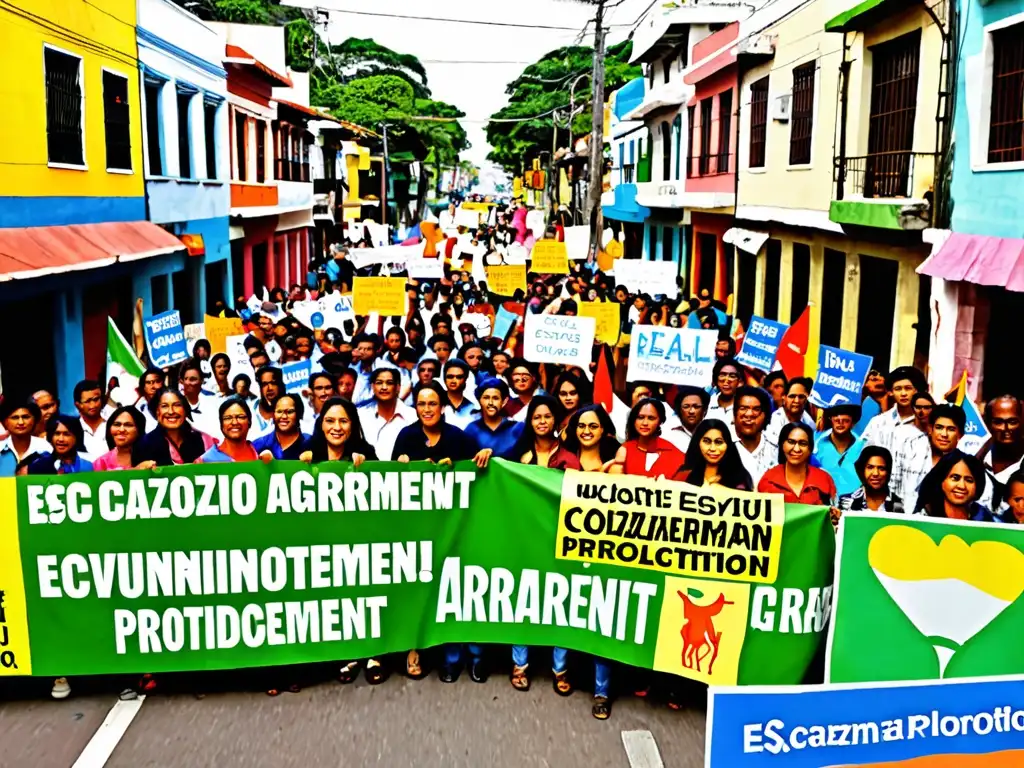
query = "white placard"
(627, 326, 716, 386)
(290, 293, 355, 333)
(526, 209, 546, 239)
(225, 334, 256, 383)
(407, 258, 444, 279)
(455, 208, 481, 229)
(613, 259, 680, 299)
(524, 313, 596, 367)
(563, 225, 591, 260)
(504, 242, 528, 265)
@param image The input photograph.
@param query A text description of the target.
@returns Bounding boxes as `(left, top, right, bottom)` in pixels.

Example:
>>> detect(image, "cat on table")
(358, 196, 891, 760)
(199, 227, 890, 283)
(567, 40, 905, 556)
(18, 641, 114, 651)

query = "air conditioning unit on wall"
(772, 93, 792, 121)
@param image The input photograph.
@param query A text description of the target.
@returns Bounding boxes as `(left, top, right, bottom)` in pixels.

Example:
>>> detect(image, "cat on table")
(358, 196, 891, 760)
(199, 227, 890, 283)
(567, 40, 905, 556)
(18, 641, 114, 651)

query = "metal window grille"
(988, 25, 1024, 164)
(177, 93, 192, 178)
(44, 48, 83, 166)
(686, 105, 696, 178)
(749, 76, 769, 168)
(102, 71, 131, 171)
(144, 82, 163, 175)
(661, 121, 672, 181)
(789, 62, 815, 165)
(865, 30, 920, 197)
(717, 89, 733, 174)
(256, 122, 265, 183)
(235, 113, 247, 181)
(699, 97, 713, 175)
(204, 103, 217, 179)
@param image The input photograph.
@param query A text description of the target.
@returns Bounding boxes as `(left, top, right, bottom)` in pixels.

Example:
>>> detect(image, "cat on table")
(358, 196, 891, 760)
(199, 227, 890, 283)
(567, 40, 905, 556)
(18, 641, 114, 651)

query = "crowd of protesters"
(2, 199, 1022, 717)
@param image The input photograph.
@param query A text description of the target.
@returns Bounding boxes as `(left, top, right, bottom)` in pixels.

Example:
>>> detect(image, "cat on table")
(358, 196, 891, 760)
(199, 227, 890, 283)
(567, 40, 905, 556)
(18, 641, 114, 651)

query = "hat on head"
(826, 402, 862, 422)
(885, 366, 926, 392)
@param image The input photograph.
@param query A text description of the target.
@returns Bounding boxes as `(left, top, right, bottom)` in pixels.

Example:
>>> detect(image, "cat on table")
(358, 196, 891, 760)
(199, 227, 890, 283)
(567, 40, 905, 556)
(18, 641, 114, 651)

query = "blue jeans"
(444, 643, 483, 668)
(511, 645, 568, 672)
(594, 659, 611, 699)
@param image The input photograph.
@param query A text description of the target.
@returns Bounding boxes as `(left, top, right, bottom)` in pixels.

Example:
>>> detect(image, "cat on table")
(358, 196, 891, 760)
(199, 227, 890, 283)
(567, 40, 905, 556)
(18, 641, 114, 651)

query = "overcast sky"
(304, 0, 652, 168)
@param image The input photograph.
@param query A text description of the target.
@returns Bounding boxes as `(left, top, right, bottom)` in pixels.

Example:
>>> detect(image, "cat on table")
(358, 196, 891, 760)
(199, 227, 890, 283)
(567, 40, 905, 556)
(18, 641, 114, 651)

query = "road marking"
(72, 695, 146, 768)
(622, 730, 665, 768)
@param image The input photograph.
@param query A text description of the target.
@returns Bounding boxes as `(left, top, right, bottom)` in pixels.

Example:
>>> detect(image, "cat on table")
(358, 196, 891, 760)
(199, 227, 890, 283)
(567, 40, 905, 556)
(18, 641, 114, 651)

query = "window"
(686, 105, 696, 177)
(673, 113, 682, 180)
(717, 89, 732, 173)
(988, 25, 1024, 164)
(102, 71, 131, 171)
(204, 101, 218, 179)
(821, 248, 846, 347)
(235, 112, 247, 181)
(661, 121, 672, 181)
(789, 63, 815, 165)
(663, 54, 671, 84)
(662, 227, 674, 262)
(865, 31, 921, 196)
(699, 97, 713, 175)
(44, 47, 84, 166)
(648, 62, 655, 87)
(749, 76, 769, 168)
(177, 92, 192, 178)
(763, 239, 781, 320)
(144, 81, 163, 175)
(791, 242, 810, 319)
(256, 122, 266, 183)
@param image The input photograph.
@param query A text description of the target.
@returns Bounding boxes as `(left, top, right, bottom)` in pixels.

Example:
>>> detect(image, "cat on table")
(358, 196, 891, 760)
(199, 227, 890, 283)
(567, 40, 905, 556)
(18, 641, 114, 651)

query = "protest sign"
(281, 359, 312, 394)
(204, 315, 245, 355)
(530, 240, 569, 274)
(353, 277, 407, 317)
(225, 334, 254, 383)
(183, 322, 206, 347)
(809, 346, 873, 408)
(578, 301, 620, 345)
(493, 302, 524, 341)
(406, 258, 444, 279)
(0, 461, 832, 681)
(486, 265, 527, 296)
(143, 310, 189, 368)
(827, 513, 1024, 684)
(735, 316, 788, 372)
(290, 294, 355, 332)
(627, 326, 717, 386)
(959, 398, 991, 454)
(504, 242, 528, 265)
(526, 209, 546, 239)
(613, 259, 680, 299)
(524, 314, 595, 367)
(455, 208, 480, 229)
(563, 226, 591, 260)
(706, 675, 1024, 768)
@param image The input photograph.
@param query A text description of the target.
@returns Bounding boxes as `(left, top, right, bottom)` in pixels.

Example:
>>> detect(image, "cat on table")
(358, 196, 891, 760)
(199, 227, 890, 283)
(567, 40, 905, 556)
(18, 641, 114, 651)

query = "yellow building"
(0, 0, 146, 225)
(731, 0, 945, 370)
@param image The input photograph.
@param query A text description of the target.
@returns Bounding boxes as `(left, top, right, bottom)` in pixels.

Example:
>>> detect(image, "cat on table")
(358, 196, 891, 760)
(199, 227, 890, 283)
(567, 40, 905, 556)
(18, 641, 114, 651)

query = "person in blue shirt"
(814, 403, 865, 496)
(0, 399, 49, 477)
(27, 415, 93, 475)
(463, 378, 524, 459)
(254, 394, 309, 461)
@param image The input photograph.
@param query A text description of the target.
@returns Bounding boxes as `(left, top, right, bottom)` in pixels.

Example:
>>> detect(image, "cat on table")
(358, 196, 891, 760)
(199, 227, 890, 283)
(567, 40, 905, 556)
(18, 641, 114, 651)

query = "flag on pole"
(776, 306, 810, 378)
(944, 369, 969, 405)
(107, 317, 145, 406)
(594, 344, 615, 414)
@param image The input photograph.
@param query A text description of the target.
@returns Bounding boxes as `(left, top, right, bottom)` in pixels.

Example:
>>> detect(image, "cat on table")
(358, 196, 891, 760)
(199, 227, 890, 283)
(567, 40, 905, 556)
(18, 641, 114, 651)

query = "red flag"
(594, 345, 615, 414)
(776, 307, 810, 379)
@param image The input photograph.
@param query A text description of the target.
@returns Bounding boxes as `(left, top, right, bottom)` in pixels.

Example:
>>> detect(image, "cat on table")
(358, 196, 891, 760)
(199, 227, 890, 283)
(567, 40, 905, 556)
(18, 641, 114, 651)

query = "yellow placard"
(0, 478, 32, 675)
(486, 265, 527, 296)
(556, 470, 784, 584)
(204, 315, 245, 355)
(579, 301, 620, 345)
(461, 201, 494, 212)
(530, 240, 569, 274)
(353, 277, 407, 317)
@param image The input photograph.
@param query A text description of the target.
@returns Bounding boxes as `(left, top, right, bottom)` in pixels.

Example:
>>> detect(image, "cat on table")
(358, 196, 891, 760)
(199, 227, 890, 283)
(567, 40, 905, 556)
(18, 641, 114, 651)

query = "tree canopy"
(484, 40, 641, 173)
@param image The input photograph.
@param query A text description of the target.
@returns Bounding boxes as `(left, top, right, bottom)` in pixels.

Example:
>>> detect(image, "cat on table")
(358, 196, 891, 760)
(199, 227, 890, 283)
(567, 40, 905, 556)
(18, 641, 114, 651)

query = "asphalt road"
(0, 662, 708, 768)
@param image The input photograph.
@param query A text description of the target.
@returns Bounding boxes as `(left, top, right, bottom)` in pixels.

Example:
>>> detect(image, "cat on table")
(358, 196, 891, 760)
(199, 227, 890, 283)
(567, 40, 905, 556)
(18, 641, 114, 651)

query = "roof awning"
(724, 227, 770, 255)
(917, 232, 1024, 291)
(276, 99, 337, 124)
(825, 0, 918, 32)
(224, 44, 292, 87)
(684, 46, 737, 85)
(0, 222, 185, 281)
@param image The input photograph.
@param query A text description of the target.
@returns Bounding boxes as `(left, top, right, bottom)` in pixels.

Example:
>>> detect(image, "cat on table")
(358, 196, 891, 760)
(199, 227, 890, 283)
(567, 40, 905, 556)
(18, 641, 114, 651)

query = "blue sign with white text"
(735, 316, 789, 372)
(281, 359, 313, 394)
(809, 345, 872, 408)
(706, 676, 1024, 767)
(143, 310, 189, 369)
(628, 326, 717, 386)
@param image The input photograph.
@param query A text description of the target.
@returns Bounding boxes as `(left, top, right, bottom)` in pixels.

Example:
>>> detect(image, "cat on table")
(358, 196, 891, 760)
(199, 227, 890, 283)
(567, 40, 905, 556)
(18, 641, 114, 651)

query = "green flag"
(106, 317, 144, 406)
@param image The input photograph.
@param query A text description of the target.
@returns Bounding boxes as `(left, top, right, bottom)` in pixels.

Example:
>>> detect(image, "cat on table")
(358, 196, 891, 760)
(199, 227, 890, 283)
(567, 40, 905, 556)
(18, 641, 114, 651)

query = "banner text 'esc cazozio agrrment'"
(0, 461, 834, 684)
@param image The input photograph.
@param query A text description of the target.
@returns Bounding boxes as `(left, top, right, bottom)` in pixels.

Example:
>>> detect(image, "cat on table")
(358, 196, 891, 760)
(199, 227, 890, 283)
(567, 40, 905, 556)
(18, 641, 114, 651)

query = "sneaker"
(51, 678, 70, 700)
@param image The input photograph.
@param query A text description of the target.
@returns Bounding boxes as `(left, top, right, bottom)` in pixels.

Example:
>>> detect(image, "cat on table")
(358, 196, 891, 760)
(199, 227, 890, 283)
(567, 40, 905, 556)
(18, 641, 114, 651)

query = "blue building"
(917, 0, 1024, 399)
(602, 77, 651, 259)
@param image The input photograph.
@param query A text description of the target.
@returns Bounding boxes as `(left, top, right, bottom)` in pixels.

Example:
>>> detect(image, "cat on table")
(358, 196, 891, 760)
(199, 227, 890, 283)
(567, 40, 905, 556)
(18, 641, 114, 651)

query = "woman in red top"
(611, 397, 685, 478)
(757, 422, 837, 505)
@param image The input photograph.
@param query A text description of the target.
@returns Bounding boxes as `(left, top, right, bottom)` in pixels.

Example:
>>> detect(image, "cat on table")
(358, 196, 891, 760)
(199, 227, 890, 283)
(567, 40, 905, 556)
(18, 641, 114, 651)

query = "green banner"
(827, 513, 1024, 683)
(0, 461, 834, 684)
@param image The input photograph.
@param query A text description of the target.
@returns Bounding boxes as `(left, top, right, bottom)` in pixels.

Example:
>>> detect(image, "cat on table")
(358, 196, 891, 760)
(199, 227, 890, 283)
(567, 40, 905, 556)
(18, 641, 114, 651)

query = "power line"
(326, 9, 588, 31)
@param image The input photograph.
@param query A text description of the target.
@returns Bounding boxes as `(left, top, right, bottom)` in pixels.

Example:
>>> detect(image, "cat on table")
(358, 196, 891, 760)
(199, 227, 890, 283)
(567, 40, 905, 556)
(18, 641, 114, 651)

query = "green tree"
(485, 40, 641, 173)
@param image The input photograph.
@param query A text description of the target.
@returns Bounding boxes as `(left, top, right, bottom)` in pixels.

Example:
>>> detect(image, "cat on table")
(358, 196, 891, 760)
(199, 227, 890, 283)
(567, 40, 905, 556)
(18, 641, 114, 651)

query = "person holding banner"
(757, 422, 836, 506)
(358, 369, 416, 461)
(73, 379, 113, 461)
(135, 390, 218, 466)
(198, 399, 259, 463)
(611, 398, 686, 479)
(731, 386, 777, 485)
(0, 399, 48, 476)
(837, 446, 905, 514)
(511, 395, 574, 469)
(463, 378, 523, 460)
(674, 419, 752, 490)
(442, 360, 477, 430)
(27, 415, 93, 475)
(254, 395, 310, 461)
(92, 406, 151, 471)
(913, 449, 996, 522)
(813, 404, 866, 496)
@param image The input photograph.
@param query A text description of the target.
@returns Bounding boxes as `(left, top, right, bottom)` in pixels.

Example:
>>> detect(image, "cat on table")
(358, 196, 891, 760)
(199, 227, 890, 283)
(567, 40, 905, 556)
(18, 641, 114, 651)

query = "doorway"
(855, 254, 898, 369)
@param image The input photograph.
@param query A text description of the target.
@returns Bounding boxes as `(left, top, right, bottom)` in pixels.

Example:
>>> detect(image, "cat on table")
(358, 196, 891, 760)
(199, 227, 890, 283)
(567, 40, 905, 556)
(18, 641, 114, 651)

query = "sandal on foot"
(365, 660, 386, 686)
(552, 670, 572, 697)
(405, 651, 426, 680)
(339, 662, 361, 684)
(138, 674, 157, 693)
(266, 688, 281, 697)
(510, 665, 530, 691)
(592, 696, 611, 720)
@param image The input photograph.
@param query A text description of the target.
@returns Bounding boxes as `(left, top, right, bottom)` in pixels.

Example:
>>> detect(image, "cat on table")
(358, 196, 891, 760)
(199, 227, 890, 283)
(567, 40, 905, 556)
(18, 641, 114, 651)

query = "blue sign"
(143, 310, 189, 369)
(707, 676, 1024, 768)
(628, 326, 717, 386)
(281, 359, 313, 394)
(809, 345, 873, 408)
(735, 316, 789, 372)
(959, 396, 991, 454)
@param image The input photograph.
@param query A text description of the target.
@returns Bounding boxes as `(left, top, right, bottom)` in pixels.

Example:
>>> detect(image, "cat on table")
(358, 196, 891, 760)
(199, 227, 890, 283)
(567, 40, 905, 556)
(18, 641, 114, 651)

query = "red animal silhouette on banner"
(678, 590, 735, 675)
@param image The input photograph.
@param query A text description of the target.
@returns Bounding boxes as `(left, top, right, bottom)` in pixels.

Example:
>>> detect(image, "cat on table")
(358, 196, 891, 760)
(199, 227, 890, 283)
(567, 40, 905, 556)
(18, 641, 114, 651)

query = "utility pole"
(585, 0, 606, 261)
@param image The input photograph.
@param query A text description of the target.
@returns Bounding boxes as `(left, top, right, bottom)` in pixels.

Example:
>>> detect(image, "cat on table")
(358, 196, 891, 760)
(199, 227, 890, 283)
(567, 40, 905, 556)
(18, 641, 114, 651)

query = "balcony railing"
(686, 153, 735, 178)
(833, 151, 936, 200)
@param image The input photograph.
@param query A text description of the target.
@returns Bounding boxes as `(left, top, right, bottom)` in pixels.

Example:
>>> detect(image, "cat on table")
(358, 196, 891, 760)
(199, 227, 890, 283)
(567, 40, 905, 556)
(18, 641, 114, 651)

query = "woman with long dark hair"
(210, 353, 232, 396)
(915, 450, 996, 521)
(611, 397, 686, 478)
(561, 404, 620, 471)
(552, 370, 592, 439)
(757, 422, 836, 505)
(512, 395, 578, 469)
(254, 394, 309, 461)
(674, 419, 752, 490)
(92, 406, 151, 471)
(135, 389, 218, 466)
